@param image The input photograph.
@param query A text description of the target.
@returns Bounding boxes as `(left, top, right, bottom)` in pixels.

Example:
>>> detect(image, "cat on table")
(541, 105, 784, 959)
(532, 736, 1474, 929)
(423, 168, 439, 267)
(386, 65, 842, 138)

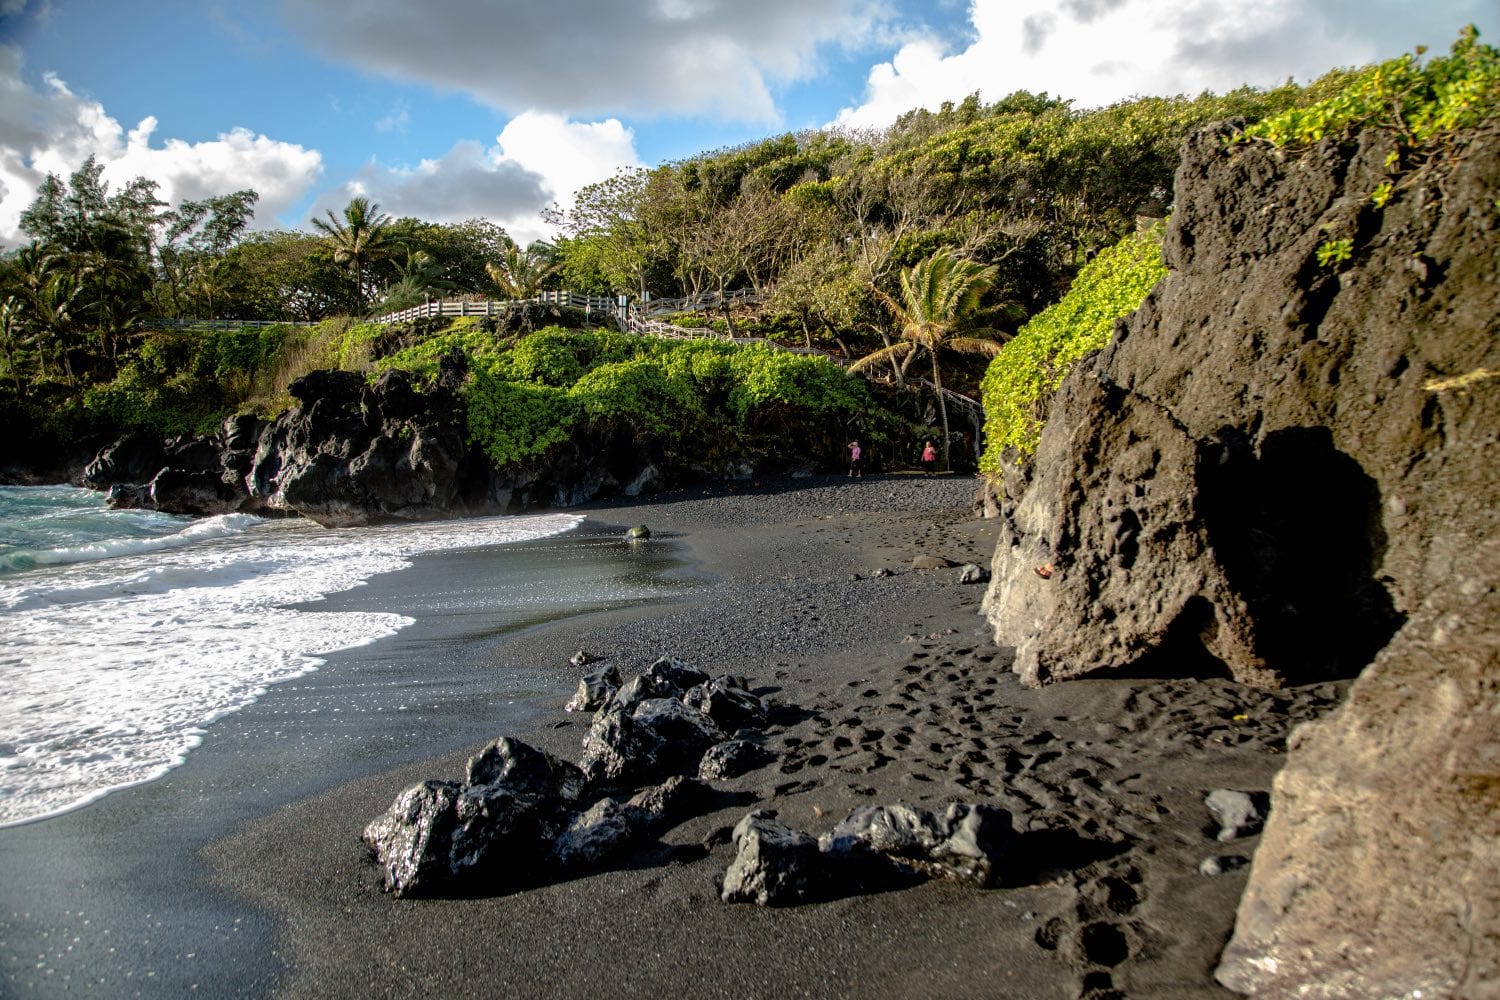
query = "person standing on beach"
(920, 440, 937, 476)
(848, 440, 863, 477)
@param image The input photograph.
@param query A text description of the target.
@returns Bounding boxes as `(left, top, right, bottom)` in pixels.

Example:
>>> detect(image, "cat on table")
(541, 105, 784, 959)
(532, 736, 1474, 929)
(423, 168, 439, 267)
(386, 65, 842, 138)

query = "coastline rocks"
(820, 802, 1013, 886)
(719, 812, 822, 906)
(361, 779, 464, 896)
(366, 658, 783, 898)
(698, 739, 772, 781)
(564, 665, 621, 714)
(720, 801, 1014, 906)
(978, 119, 1498, 995)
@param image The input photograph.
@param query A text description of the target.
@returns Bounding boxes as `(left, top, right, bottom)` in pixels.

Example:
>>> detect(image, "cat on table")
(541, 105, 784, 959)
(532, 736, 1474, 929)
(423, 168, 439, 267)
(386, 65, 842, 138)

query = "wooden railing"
(373, 290, 618, 325)
(150, 317, 319, 330)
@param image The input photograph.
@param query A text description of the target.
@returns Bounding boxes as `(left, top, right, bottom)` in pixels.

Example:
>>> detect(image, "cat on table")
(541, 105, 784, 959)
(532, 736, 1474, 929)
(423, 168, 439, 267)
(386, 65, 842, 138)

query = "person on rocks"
(848, 440, 863, 478)
(920, 440, 937, 476)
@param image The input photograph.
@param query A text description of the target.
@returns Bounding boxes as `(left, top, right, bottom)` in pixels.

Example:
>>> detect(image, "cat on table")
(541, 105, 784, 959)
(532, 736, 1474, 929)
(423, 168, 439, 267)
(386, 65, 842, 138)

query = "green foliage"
(1316, 238, 1354, 268)
(78, 323, 294, 436)
(376, 319, 503, 383)
(980, 225, 1167, 473)
(1238, 27, 1499, 149)
(567, 358, 703, 441)
(726, 347, 870, 428)
(1371, 181, 1395, 208)
(464, 367, 578, 467)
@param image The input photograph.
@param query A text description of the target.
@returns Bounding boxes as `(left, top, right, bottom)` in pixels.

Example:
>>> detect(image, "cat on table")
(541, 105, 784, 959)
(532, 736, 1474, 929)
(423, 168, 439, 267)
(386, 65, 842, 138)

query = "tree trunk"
(930, 349, 951, 472)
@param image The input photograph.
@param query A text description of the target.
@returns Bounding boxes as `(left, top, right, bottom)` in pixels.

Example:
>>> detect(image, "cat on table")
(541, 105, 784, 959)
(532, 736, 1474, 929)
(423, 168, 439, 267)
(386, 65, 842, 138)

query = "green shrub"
(568, 359, 703, 441)
(1238, 27, 1499, 150)
(726, 347, 870, 428)
(648, 338, 737, 391)
(495, 328, 586, 386)
(980, 225, 1166, 473)
(464, 367, 579, 468)
(376, 326, 502, 383)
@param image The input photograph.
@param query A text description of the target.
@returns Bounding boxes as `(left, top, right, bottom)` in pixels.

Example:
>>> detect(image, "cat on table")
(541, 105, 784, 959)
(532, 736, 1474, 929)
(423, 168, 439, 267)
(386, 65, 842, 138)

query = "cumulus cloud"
(280, 0, 890, 123)
(0, 46, 322, 245)
(834, 0, 1495, 128)
(313, 111, 641, 246)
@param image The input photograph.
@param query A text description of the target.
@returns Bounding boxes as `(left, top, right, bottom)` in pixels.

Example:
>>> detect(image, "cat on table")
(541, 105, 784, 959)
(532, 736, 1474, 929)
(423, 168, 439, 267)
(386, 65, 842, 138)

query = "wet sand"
(205, 475, 1344, 999)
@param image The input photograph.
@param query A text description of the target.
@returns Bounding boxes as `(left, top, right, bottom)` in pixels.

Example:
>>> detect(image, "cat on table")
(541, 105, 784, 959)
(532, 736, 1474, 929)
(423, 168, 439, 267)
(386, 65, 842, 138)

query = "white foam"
(0, 511, 582, 827)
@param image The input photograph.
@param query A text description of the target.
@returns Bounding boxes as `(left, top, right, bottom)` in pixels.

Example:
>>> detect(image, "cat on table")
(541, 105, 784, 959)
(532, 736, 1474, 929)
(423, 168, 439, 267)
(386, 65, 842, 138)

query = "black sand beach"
(2, 475, 1346, 997)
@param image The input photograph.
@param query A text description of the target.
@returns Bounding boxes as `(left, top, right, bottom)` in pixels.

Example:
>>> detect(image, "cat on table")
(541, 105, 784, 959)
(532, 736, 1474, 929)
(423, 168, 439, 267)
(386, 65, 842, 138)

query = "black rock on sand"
(208, 475, 1345, 999)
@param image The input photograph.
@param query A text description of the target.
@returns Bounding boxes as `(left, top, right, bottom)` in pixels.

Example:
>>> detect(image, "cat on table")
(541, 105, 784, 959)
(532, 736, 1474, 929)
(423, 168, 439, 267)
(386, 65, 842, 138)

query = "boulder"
(698, 739, 773, 781)
(720, 812, 822, 906)
(957, 562, 989, 584)
(820, 802, 1013, 886)
(564, 665, 622, 713)
(578, 702, 661, 787)
(682, 675, 769, 732)
(1204, 789, 1267, 842)
(465, 736, 583, 804)
(550, 797, 638, 871)
(361, 779, 463, 897)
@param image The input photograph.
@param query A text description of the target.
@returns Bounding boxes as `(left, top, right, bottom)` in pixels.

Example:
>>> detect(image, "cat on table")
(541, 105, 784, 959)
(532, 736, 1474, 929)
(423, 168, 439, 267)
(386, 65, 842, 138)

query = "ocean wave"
(1, 512, 262, 574)
(0, 507, 587, 826)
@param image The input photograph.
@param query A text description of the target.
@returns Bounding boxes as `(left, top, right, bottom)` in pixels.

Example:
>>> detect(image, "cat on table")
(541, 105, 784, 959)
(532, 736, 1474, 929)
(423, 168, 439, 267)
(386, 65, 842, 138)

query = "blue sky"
(0, 1, 1492, 246)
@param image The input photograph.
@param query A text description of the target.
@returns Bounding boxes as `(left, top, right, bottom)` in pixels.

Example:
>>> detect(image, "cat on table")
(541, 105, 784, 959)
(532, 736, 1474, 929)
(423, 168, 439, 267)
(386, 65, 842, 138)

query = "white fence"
(373, 290, 618, 325)
(150, 317, 319, 330)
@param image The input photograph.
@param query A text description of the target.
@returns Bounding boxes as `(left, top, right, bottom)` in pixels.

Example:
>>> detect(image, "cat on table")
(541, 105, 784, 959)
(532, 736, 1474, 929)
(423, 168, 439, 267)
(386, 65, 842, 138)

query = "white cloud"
(280, 0, 891, 123)
(834, 0, 1496, 128)
(314, 112, 641, 246)
(0, 46, 322, 245)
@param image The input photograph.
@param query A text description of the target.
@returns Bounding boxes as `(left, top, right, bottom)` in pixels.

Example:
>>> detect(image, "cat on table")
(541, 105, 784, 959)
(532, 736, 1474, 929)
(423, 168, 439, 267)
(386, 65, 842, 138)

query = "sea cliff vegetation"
(1, 30, 1494, 480)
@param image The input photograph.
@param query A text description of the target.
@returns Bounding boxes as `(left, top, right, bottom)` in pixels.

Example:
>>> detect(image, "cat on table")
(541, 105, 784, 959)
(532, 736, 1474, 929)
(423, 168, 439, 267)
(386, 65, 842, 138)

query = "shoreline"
(0, 474, 1348, 998)
(0, 515, 702, 997)
(208, 474, 1344, 999)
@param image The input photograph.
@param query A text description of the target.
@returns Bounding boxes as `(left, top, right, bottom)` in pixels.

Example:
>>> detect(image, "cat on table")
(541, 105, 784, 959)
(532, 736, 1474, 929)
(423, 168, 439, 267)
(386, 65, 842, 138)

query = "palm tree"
(849, 247, 1002, 471)
(311, 196, 392, 311)
(485, 241, 559, 300)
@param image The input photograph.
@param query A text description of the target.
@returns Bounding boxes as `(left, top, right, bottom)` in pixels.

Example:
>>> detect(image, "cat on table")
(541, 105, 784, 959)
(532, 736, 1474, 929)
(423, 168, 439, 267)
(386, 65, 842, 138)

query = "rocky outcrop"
(84, 350, 674, 526)
(983, 122, 1498, 996)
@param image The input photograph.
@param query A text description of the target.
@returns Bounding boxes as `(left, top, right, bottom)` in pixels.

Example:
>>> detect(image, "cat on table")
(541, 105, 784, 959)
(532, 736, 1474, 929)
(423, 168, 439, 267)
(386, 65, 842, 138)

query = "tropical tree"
(849, 248, 1002, 470)
(310, 196, 392, 311)
(486, 241, 560, 299)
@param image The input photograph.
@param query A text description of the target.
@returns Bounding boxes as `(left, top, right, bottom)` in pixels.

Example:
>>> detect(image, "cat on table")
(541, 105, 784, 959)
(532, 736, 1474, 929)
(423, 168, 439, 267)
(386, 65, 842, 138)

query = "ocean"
(0, 484, 678, 830)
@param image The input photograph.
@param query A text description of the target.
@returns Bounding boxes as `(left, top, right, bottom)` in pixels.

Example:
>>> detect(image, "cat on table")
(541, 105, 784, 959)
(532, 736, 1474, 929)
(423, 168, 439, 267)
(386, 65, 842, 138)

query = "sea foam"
(0, 489, 581, 827)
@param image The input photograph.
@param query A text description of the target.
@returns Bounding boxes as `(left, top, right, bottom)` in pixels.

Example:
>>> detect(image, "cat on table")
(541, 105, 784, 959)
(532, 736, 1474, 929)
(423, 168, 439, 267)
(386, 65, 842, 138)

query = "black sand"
(2, 475, 1345, 998)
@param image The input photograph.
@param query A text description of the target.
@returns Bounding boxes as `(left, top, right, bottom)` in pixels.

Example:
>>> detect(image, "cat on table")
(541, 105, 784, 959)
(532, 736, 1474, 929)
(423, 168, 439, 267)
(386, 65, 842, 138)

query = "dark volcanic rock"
(682, 675, 768, 732)
(361, 779, 464, 897)
(980, 120, 1499, 997)
(698, 739, 772, 781)
(719, 811, 822, 906)
(819, 802, 1013, 886)
(564, 664, 622, 713)
(983, 123, 1496, 693)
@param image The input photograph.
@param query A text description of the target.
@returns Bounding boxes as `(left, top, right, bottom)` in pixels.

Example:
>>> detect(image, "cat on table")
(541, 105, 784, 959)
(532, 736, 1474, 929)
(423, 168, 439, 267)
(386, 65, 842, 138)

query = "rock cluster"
(363, 655, 778, 897)
(83, 350, 672, 525)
